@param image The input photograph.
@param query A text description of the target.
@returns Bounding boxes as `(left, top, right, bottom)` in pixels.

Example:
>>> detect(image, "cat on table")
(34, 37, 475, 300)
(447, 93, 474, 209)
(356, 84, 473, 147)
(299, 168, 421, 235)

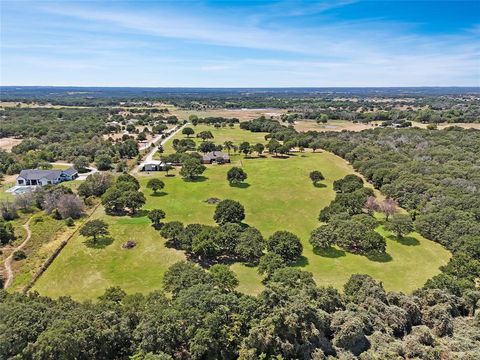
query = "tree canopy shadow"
(84, 236, 114, 249)
(184, 176, 208, 183)
(20, 208, 36, 214)
(151, 191, 168, 197)
(313, 247, 346, 258)
(389, 235, 420, 246)
(130, 209, 150, 218)
(313, 182, 327, 188)
(294, 255, 309, 267)
(367, 252, 393, 263)
(230, 182, 250, 189)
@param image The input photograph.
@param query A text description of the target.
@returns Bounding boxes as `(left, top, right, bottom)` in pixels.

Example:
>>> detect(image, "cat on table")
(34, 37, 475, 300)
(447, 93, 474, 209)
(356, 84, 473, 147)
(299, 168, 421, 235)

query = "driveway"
(131, 123, 187, 174)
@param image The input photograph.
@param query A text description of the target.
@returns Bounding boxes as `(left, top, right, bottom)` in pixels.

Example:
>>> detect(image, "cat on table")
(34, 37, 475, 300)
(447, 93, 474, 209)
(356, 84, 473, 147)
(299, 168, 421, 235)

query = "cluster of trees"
(5, 87, 478, 123)
(158, 200, 263, 264)
(188, 114, 240, 127)
(240, 117, 285, 133)
(237, 142, 265, 157)
(78, 172, 115, 198)
(161, 221, 264, 265)
(1, 185, 85, 223)
(40, 186, 85, 220)
(0, 107, 144, 174)
(311, 213, 385, 255)
(157, 199, 304, 271)
(319, 177, 374, 222)
(0, 219, 15, 245)
(101, 174, 146, 215)
(282, 97, 480, 125)
(2, 266, 478, 359)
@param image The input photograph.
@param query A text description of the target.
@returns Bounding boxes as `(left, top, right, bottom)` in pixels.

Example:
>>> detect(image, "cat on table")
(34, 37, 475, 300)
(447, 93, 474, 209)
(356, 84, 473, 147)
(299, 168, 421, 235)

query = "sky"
(1, 0, 479, 87)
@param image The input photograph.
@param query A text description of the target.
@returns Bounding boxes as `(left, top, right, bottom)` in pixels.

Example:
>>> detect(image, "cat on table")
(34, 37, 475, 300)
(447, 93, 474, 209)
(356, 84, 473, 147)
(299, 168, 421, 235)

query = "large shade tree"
(227, 167, 248, 185)
(80, 219, 109, 243)
(213, 199, 245, 225)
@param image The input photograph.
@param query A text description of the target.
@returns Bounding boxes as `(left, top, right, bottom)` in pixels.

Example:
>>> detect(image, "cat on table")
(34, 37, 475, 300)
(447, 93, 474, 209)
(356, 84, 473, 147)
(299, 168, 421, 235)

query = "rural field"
(170, 107, 286, 122)
(33, 124, 450, 300)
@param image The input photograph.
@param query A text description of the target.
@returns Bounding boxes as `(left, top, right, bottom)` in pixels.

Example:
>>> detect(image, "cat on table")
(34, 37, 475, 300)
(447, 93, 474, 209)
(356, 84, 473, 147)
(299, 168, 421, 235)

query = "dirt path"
(3, 217, 32, 289)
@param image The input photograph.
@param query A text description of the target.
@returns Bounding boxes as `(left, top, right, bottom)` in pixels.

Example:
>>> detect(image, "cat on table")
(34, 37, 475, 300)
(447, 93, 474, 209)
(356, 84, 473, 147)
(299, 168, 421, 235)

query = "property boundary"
(22, 202, 102, 294)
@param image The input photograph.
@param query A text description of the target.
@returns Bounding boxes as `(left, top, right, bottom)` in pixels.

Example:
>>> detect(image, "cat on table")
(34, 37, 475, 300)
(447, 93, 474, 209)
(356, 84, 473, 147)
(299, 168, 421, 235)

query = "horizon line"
(1, 85, 479, 89)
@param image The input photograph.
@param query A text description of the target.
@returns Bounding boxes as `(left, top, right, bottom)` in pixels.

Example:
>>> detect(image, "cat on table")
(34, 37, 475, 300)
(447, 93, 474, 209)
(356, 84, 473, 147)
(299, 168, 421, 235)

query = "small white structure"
(141, 160, 166, 172)
(16, 168, 78, 186)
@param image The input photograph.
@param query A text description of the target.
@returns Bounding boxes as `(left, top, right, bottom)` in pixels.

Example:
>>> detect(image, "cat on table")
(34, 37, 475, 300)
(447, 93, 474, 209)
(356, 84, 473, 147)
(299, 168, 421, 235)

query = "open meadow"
(33, 124, 450, 300)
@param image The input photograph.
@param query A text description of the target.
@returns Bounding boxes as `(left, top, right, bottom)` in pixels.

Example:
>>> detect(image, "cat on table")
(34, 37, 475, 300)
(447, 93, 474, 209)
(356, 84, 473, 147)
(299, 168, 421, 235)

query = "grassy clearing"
(169, 107, 286, 122)
(158, 123, 267, 156)
(8, 213, 69, 292)
(33, 207, 186, 300)
(35, 142, 450, 299)
(50, 163, 72, 170)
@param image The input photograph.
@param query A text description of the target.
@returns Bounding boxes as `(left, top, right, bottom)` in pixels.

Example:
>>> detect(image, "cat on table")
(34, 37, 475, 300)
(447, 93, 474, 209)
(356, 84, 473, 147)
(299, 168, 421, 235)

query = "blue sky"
(1, 0, 479, 87)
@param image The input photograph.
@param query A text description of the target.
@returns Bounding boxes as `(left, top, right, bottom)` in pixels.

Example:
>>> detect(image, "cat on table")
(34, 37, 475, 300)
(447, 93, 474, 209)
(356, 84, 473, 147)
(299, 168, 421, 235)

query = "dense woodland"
(1, 270, 479, 359)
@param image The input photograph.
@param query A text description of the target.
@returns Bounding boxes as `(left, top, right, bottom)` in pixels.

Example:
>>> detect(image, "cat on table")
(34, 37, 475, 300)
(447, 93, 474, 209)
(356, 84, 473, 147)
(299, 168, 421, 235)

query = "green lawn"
(158, 123, 267, 155)
(34, 146, 450, 300)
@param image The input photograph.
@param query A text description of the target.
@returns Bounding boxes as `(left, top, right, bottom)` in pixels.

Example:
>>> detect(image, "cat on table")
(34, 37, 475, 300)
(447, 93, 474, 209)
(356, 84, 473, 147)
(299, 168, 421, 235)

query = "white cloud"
(2, 1, 479, 86)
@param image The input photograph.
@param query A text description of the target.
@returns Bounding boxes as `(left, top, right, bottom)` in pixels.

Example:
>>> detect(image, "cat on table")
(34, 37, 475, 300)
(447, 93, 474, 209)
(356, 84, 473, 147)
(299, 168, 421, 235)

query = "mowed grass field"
(158, 123, 268, 156)
(33, 125, 450, 300)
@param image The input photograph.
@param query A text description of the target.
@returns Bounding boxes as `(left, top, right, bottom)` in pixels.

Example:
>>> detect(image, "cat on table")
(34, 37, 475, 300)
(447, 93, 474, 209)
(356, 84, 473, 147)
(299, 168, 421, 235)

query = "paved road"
(3, 217, 32, 289)
(131, 123, 187, 174)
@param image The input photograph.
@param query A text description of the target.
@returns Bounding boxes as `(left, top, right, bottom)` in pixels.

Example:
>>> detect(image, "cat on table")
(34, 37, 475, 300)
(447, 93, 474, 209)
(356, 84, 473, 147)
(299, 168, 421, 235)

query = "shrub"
(13, 250, 27, 261)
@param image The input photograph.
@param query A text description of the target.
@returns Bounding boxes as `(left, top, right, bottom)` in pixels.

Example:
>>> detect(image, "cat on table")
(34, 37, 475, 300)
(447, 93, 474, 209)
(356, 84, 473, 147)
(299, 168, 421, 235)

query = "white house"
(16, 168, 78, 186)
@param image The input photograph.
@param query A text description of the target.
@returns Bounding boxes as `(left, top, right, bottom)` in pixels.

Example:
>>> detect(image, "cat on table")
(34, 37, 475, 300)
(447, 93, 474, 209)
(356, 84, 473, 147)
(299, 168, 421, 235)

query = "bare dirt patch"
(294, 120, 380, 132)
(411, 122, 480, 130)
(0, 138, 22, 152)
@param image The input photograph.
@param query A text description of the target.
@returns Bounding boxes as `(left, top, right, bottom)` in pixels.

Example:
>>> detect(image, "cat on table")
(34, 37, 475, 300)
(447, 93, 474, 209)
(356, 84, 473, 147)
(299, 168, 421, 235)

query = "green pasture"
(34, 146, 450, 300)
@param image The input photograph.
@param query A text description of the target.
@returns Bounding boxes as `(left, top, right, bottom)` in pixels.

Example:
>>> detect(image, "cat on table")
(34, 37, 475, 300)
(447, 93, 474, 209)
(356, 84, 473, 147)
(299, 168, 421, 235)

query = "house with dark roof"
(202, 151, 230, 164)
(16, 168, 78, 186)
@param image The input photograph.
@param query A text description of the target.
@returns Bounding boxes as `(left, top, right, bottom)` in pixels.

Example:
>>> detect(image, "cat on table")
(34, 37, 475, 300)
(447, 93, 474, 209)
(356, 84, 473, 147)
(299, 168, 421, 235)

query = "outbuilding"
(141, 160, 166, 171)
